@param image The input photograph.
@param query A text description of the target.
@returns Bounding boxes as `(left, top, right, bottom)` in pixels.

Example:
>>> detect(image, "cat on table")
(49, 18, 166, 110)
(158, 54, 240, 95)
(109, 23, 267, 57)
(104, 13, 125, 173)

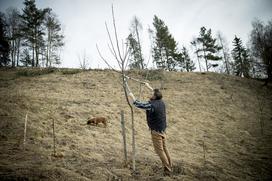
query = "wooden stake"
(23, 112, 28, 149)
(131, 111, 136, 171)
(120, 110, 127, 163)
(52, 118, 56, 156)
(202, 131, 206, 165)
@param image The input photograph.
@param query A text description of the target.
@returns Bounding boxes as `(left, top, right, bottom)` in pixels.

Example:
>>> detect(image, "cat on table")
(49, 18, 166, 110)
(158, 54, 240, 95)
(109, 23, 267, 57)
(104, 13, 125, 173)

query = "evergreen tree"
(195, 27, 222, 71)
(181, 46, 195, 72)
(20, 0, 47, 67)
(127, 16, 144, 69)
(152, 15, 179, 71)
(231, 36, 250, 78)
(0, 12, 10, 66)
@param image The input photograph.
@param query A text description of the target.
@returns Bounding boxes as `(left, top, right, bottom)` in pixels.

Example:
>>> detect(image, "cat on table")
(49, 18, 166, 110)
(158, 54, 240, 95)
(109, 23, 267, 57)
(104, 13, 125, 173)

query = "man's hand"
(128, 92, 136, 102)
(145, 82, 153, 91)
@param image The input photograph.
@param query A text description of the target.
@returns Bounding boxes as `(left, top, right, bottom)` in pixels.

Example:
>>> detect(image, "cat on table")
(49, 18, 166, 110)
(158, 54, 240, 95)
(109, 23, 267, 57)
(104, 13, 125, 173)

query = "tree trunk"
(195, 46, 202, 72)
(32, 45, 35, 67)
(11, 40, 15, 67)
(264, 64, 271, 86)
(35, 47, 39, 67)
(135, 24, 144, 69)
(16, 39, 20, 67)
(202, 44, 208, 72)
(122, 73, 136, 171)
(218, 34, 230, 74)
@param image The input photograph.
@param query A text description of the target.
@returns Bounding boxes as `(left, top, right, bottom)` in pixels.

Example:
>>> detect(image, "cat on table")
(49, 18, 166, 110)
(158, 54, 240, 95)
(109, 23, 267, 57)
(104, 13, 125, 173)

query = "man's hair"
(153, 89, 162, 100)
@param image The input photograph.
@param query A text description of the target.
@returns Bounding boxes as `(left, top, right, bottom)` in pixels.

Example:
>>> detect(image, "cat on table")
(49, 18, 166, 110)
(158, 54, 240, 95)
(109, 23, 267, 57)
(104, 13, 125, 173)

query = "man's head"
(151, 89, 162, 100)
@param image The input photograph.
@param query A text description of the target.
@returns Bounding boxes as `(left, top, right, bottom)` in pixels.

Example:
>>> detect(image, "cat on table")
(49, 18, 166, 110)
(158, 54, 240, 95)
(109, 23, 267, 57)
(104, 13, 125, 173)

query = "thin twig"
(111, 5, 123, 62)
(122, 39, 125, 59)
(105, 22, 122, 69)
(107, 43, 119, 61)
(96, 44, 120, 73)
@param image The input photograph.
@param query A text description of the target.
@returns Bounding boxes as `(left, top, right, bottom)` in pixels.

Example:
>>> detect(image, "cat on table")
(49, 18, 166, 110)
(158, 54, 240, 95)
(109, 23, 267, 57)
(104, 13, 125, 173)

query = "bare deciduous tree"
(78, 50, 89, 70)
(96, 5, 139, 171)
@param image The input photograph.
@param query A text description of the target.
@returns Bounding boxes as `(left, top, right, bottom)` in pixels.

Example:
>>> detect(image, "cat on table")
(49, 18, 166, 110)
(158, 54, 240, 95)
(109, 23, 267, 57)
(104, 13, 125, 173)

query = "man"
(128, 83, 173, 175)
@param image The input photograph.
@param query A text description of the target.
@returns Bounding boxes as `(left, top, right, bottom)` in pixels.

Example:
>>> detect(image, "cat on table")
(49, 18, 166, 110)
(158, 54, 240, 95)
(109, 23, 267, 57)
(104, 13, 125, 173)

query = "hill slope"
(0, 69, 271, 180)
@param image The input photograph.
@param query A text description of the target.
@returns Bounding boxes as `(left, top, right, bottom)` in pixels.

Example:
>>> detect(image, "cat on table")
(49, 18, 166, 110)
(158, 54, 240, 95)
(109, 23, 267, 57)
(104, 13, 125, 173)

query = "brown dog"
(87, 117, 107, 127)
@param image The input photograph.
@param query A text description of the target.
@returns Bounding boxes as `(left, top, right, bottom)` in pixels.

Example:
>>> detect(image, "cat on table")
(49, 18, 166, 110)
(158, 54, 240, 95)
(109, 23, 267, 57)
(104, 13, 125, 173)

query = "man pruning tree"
(128, 82, 173, 176)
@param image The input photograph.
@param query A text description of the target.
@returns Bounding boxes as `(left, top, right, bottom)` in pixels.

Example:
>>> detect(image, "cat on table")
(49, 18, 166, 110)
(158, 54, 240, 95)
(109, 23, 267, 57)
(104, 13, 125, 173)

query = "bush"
(60, 69, 82, 75)
(126, 69, 165, 81)
(140, 69, 165, 81)
(16, 68, 56, 77)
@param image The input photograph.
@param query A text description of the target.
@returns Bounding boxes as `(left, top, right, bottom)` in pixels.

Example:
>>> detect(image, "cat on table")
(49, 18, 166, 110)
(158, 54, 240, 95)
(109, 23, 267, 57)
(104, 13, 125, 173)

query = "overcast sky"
(1, 0, 272, 69)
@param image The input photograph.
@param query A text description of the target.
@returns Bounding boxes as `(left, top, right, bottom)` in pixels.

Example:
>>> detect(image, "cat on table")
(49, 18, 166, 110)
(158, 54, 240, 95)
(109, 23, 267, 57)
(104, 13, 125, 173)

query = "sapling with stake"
(96, 5, 136, 171)
(96, 5, 152, 172)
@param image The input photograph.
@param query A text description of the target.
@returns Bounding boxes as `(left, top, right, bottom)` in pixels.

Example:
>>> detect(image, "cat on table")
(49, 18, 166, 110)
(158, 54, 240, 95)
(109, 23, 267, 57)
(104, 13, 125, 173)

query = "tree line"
(127, 16, 272, 84)
(0, 1, 271, 83)
(0, 0, 64, 68)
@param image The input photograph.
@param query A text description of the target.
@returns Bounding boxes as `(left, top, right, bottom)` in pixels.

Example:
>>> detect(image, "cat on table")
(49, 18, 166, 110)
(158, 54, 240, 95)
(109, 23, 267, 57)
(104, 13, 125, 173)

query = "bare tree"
(191, 39, 202, 72)
(5, 8, 22, 67)
(96, 5, 144, 172)
(250, 19, 272, 85)
(217, 31, 231, 74)
(78, 50, 89, 70)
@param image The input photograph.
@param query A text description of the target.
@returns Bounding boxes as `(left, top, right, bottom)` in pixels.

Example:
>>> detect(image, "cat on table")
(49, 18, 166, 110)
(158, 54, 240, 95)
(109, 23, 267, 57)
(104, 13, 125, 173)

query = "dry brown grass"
(0, 68, 271, 180)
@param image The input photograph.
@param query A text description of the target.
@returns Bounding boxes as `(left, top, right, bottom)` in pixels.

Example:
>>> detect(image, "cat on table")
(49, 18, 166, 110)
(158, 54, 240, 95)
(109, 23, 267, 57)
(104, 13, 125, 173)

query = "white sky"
(1, 0, 272, 69)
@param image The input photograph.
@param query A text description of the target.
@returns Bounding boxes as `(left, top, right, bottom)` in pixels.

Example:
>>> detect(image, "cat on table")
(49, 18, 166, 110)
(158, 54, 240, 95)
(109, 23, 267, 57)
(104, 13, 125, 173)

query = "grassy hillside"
(0, 68, 271, 180)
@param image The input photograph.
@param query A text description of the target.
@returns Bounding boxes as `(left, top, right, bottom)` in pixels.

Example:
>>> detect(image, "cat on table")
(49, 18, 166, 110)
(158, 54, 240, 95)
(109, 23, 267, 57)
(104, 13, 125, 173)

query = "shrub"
(16, 68, 56, 77)
(60, 69, 82, 75)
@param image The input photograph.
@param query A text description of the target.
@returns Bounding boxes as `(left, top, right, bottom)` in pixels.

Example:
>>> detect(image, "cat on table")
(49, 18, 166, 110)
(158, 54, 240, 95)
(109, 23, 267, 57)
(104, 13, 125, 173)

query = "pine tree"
(181, 46, 195, 72)
(152, 15, 179, 71)
(231, 36, 250, 78)
(0, 12, 10, 66)
(195, 27, 222, 71)
(20, 0, 46, 67)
